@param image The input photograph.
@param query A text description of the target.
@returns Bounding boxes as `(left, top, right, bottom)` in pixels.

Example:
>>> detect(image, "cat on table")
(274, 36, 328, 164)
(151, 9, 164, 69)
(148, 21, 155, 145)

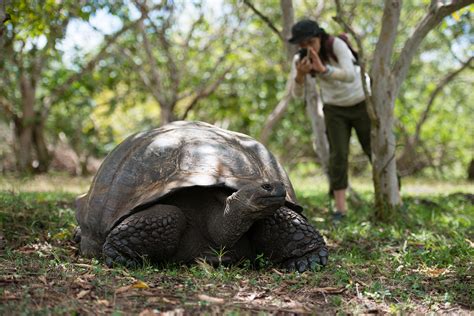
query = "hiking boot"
(331, 210, 347, 223)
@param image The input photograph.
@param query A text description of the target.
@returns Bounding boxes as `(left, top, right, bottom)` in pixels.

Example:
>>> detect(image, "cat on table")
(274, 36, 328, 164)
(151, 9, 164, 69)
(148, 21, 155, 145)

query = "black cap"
(288, 19, 325, 44)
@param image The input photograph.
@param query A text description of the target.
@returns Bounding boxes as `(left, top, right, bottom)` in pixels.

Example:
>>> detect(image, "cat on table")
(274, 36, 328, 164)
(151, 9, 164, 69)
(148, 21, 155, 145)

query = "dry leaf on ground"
(132, 280, 150, 289)
(38, 276, 48, 285)
(138, 308, 157, 316)
(313, 287, 345, 294)
(424, 267, 448, 277)
(115, 285, 132, 294)
(198, 294, 225, 304)
(76, 289, 91, 299)
(96, 299, 110, 307)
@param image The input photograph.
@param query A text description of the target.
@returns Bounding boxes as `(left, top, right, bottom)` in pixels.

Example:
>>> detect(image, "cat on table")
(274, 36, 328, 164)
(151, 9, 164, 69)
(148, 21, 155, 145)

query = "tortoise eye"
(261, 183, 273, 191)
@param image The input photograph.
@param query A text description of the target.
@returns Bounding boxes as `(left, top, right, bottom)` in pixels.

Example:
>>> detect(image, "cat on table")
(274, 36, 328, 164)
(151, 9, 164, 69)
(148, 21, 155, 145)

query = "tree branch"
(118, 46, 166, 106)
(178, 41, 232, 101)
(392, 0, 472, 96)
(258, 0, 296, 144)
(178, 17, 241, 101)
(45, 16, 144, 111)
(183, 11, 205, 51)
(138, 19, 166, 94)
(314, 1, 325, 17)
(181, 65, 233, 120)
(372, 0, 401, 82)
(133, 1, 180, 104)
(33, 6, 70, 87)
(436, 29, 467, 63)
(242, 0, 283, 40)
(259, 70, 293, 144)
(413, 56, 472, 142)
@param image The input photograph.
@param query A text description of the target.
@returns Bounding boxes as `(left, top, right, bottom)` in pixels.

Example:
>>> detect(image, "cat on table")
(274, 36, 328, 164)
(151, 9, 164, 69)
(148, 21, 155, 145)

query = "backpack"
(327, 33, 359, 64)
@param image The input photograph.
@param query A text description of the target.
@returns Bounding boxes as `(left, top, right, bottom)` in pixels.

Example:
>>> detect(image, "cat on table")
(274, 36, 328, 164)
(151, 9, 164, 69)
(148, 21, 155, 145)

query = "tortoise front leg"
(103, 205, 186, 267)
(249, 207, 328, 272)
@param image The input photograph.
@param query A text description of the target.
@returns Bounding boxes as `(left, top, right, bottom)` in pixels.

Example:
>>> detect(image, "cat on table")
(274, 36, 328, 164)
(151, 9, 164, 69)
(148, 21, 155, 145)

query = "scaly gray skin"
(99, 182, 328, 271)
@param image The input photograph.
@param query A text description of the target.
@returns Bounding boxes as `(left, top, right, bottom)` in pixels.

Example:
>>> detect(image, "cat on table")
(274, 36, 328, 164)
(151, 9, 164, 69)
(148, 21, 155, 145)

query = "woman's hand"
(309, 47, 327, 73)
(295, 56, 313, 83)
(295, 46, 327, 83)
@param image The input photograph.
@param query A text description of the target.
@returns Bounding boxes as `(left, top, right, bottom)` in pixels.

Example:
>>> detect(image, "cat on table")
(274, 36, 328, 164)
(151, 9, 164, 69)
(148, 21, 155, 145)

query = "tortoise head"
(224, 181, 286, 219)
(208, 181, 287, 247)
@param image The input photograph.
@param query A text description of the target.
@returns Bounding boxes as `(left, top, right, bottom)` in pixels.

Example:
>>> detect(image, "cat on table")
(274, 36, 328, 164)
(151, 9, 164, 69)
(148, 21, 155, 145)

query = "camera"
(298, 48, 317, 78)
(298, 48, 310, 61)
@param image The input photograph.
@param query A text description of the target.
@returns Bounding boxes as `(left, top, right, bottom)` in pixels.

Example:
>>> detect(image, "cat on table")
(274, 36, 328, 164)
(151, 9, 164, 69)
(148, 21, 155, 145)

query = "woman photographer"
(289, 19, 371, 221)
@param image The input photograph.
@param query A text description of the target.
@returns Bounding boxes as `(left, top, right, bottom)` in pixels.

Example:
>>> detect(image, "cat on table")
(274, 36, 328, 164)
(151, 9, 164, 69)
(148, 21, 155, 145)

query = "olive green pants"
(323, 100, 371, 191)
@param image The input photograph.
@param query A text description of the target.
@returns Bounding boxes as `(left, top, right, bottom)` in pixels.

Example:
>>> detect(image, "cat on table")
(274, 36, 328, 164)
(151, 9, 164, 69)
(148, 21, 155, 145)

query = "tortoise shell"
(76, 121, 300, 245)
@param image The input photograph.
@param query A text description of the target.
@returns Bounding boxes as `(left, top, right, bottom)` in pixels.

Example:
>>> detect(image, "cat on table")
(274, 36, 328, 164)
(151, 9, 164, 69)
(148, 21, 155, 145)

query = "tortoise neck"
(207, 194, 251, 247)
(207, 192, 268, 247)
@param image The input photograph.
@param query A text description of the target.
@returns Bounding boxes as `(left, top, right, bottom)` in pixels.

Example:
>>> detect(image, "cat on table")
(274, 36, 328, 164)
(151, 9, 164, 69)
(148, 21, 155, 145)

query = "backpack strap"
(325, 33, 359, 64)
(339, 33, 359, 63)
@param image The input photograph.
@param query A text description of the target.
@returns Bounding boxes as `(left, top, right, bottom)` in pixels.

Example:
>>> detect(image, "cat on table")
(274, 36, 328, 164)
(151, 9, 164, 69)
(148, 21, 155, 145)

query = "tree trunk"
(79, 154, 90, 176)
(367, 0, 403, 220)
(370, 51, 402, 219)
(279, 0, 295, 62)
(304, 76, 329, 179)
(160, 104, 174, 126)
(370, 93, 401, 220)
(33, 112, 50, 172)
(16, 74, 36, 173)
(367, 0, 471, 220)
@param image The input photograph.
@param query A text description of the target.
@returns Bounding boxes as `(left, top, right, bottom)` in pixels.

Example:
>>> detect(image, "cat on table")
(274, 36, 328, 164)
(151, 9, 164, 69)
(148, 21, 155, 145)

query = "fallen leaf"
(465, 239, 474, 248)
(139, 309, 157, 316)
(115, 285, 132, 294)
(146, 297, 160, 304)
(198, 294, 225, 304)
(271, 268, 284, 276)
(2, 290, 18, 300)
(74, 263, 95, 269)
(425, 267, 447, 277)
(313, 287, 345, 294)
(82, 273, 96, 280)
(38, 276, 48, 285)
(76, 290, 91, 299)
(73, 277, 93, 290)
(132, 280, 150, 289)
(162, 297, 178, 304)
(96, 299, 110, 306)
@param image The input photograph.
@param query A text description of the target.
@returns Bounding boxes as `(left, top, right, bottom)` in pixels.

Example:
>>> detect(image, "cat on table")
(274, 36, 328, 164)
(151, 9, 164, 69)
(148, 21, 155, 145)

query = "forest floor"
(0, 174, 473, 315)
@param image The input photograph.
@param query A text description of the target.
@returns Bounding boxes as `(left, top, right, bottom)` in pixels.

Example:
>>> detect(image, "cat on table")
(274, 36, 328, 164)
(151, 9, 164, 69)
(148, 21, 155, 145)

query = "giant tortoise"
(75, 121, 327, 272)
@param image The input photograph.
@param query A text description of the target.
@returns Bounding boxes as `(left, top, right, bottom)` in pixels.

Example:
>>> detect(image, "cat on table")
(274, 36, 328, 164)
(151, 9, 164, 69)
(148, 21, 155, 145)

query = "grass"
(0, 174, 473, 314)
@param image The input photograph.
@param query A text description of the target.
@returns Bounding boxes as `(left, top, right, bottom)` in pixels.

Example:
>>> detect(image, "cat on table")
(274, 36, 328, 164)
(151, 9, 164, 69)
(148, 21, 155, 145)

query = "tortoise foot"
(250, 207, 328, 272)
(103, 242, 140, 268)
(281, 247, 328, 272)
(102, 204, 186, 267)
